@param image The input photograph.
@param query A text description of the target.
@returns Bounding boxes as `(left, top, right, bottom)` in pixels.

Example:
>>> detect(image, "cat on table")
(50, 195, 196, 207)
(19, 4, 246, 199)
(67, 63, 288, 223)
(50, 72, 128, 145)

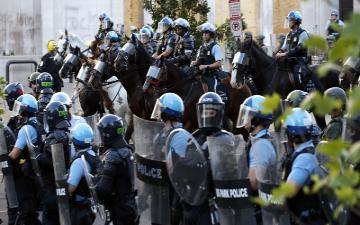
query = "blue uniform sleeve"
(249, 139, 276, 168)
(14, 125, 37, 151)
(298, 31, 309, 46)
(211, 44, 223, 61)
(166, 35, 177, 51)
(287, 153, 317, 186)
(67, 158, 85, 187)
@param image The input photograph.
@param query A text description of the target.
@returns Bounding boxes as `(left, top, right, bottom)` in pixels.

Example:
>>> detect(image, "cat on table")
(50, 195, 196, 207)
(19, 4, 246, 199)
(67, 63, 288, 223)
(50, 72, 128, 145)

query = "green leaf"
(329, 37, 359, 61)
(300, 92, 342, 116)
(315, 62, 342, 78)
(342, 13, 360, 39)
(271, 183, 296, 204)
(318, 139, 350, 158)
(261, 93, 280, 115)
(304, 35, 327, 51)
(347, 142, 360, 165)
(335, 186, 358, 206)
(347, 86, 360, 117)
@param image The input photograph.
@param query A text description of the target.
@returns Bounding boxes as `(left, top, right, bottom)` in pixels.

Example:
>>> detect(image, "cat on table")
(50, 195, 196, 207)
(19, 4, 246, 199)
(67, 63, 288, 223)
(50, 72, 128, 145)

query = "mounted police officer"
(139, 27, 154, 55)
(255, 34, 270, 56)
(95, 114, 139, 225)
(28, 72, 40, 98)
(68, 123, 101, 225)
(153, 17, 177, 60)
(322, 87, 347, 140)
(37, 101, 72, 225)
(168, 18, 194, 71)
(191, 22, 223, 92)
(8, 94, 42, 225)
(143, 24, 158, 54)
(283, 108, 327, 225)
(38, 40, 63, 92)
(104, 31, 122, 70)
(325, 10, 344, 37)
(151, 93, 185, 224)
(275, 11, 317, 92)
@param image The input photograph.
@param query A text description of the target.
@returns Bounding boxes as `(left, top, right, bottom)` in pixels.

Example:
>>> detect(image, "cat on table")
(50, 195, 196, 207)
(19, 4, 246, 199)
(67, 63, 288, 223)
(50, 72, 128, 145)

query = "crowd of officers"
(0, 9, 359, 225)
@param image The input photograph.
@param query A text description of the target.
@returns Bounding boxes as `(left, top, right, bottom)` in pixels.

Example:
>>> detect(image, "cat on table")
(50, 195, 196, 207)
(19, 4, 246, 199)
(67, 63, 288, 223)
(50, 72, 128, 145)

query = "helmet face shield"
(157, 22, 170, 33)
(196, 103, 224, 129)
(151, 99, 163, 121)
(236, 104, 255, 128)
(13, 100, 24, 116)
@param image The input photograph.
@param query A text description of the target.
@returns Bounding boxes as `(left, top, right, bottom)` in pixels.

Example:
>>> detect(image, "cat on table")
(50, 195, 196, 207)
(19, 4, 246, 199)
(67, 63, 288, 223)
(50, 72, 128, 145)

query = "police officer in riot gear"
(325, 10, 344, 37)
(95, 114, 139, 225)
(50, 92, 86, 130)
(37, 88, 54, 115)
(38, 40, 63, 92)
(284, 108, 326, 225)
(36, 72, 54, 95)
(237, 95, 276, 190)
(191, 22, 223, 92)
(37, 101, 72, 225)
(275, 11, 317, 92)
(153, 17, 177, 60)
(68, 123, 101, 225)
(103, 31, 122, 75)
(8, 94, 42, 225)
(151, 92, 185, 224)
(322, 87, 347, 140)
(139, 27, 154, 55)
(28, 72, 40, 98)
(255, 34, 269, 55)
(168, 18, 194, 70)
(143, 24, 157, 54)
(4, 83, 25, 128)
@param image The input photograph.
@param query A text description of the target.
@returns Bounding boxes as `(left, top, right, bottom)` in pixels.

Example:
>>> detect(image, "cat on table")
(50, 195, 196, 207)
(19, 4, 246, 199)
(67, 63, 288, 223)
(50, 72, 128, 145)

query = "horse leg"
(100, 88, 115, 114)
(125, 113, 134, 143)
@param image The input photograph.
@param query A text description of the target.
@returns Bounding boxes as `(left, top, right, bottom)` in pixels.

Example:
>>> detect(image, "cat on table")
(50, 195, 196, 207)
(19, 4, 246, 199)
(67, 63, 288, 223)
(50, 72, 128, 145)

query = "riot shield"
(84, 114, 101, 147)
(81, 155, 105, 219)
(51, 143, 71, 225)
(24, 126, 41, 177)
(165, 128, 210, 206)
(132, 115, 171, 225)
(0, 125, 18, 208)
(207, 132, 257, 225)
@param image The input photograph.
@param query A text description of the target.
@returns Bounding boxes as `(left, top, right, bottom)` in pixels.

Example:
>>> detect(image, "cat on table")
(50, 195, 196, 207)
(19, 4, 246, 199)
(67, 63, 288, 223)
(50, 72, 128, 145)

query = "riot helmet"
(287, 11, 302, 24)
(47, 40, 57, 53)
(71, 123, 94, 149)
(285, 90, 309, 108)
(237, 95, 273, 131)
(196, 92, 224, 131)
(324, 87, 347, 110)
(13, 94, 38, 117)
(151, 93, 184, 122)
(4, 82, 24, 111)
(28, 71, 40, 89)
(104, 31, 120, 46)
(157, 17, 174, 33)
(43, 101, 71, 133)
(101, 16, 113, 31)
(36, 72, 54, 91)
(50, 92, 72, 109)
(140, 27, 152, 44)
(174, 18, 190, 35)
(97, 114, 126, 147)
(284, 108, 314, 144)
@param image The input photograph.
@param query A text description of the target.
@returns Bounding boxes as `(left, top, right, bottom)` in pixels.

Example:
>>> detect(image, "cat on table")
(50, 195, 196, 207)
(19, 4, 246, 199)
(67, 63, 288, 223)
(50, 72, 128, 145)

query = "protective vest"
(197, 42, 217, 66)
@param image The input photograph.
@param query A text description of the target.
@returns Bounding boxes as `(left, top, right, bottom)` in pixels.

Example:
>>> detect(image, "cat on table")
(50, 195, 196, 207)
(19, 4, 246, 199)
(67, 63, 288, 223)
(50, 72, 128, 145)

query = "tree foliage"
(143, 0, 209, 48)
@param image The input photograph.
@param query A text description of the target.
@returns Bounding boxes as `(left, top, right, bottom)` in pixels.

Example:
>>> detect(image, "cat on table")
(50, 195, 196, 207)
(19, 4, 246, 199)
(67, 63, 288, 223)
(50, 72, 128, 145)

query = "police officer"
(37, 88, 54, 114)
(275, 11, 313, 91)
(95, 114, 139, 225)
(139, 27, 154, 55)
(283, 108, 326, 225)
(104, 31, 122, 74)
(322, 87, 347, 140)
(68, 123, 100, 225)
(181, 92, 226, 225)
(36, 72, 54, 96)
(285, 90, 322, 147)
(38, 40, 63, 92)
(153, 17, 177, 60)
(236, 95, 276, 189)
(325, 10, 345, 37)
(151, 92, 184, 224)
(191, 22, 223, 92)
(37, 101, 71, 225)
(49, 92, 86, 130)
(143, 24, 158, 54)
(28, 72, 40, 98)
(8, 94, 42, 225)
(168, 18, 194, 70)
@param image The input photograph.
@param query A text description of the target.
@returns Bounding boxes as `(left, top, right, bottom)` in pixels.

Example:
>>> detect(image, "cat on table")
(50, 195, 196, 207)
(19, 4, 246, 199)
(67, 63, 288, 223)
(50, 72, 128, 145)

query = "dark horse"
(141, 53, 252, 133)
(231, 36, 340, 129)
(231, 36, 339, 98)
